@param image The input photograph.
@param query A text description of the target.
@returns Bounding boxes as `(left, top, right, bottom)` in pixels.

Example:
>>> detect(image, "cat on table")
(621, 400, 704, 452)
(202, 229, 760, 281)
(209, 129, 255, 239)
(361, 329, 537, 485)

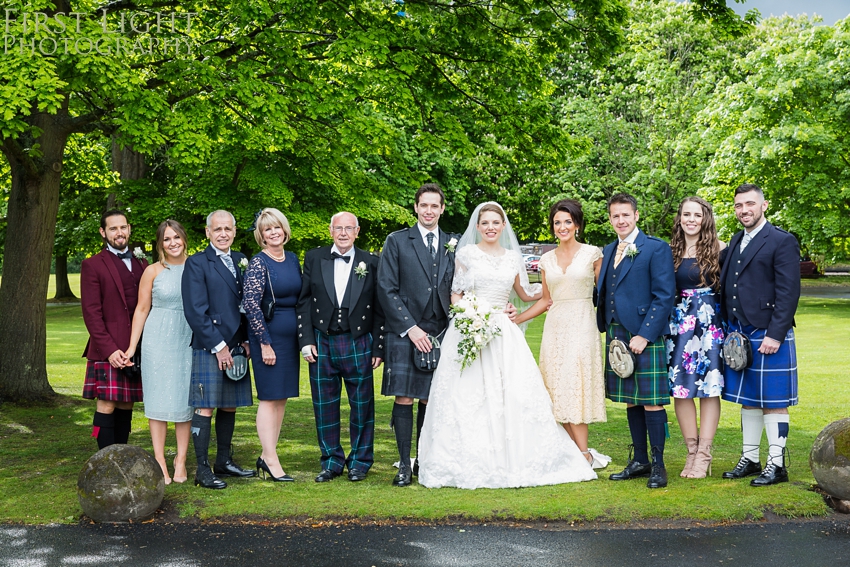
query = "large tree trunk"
(53, 254, 77, 300)
(0, 111, 69, 403)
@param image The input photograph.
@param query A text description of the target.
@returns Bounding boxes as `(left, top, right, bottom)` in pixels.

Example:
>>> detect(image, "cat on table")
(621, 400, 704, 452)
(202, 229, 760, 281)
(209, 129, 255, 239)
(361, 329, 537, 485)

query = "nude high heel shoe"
(681, 437, 699, 478)
(687, 437, 713, 479)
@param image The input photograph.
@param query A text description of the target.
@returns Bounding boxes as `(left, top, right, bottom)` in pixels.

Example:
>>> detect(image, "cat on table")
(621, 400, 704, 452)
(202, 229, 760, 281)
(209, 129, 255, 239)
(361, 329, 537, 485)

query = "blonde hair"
(253, 208, 291, 248)
(155, 219, 189, 267)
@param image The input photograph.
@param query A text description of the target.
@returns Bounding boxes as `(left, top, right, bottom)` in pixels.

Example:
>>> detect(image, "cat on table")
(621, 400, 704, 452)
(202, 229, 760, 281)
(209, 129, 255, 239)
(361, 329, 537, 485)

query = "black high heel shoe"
(256, 457, 294, 482)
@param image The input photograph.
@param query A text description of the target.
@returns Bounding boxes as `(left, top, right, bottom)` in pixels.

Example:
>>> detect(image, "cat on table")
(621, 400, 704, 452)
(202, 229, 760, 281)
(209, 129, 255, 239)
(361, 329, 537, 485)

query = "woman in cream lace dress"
(418, 202, 597, 489)
(516, 199, 609, 468)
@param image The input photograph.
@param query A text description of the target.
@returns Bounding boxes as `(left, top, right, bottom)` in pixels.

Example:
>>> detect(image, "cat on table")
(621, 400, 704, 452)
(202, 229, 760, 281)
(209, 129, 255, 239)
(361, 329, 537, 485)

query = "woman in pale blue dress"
(125, 220, 194, 484)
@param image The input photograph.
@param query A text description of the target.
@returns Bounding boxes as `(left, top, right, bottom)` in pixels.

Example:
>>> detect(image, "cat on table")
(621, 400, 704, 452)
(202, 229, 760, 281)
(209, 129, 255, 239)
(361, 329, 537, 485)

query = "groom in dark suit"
(297, 212, 385, 482)
(182, 210, 256, 489)
(720, 184, 801, 486)
(596, 193, 676, 489)
(377, 183, 458, 487)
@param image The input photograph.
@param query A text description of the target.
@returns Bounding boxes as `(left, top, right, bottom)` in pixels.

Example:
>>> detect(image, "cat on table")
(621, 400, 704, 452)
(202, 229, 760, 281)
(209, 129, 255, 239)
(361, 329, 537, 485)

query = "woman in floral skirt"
(667, 197, 727, 478)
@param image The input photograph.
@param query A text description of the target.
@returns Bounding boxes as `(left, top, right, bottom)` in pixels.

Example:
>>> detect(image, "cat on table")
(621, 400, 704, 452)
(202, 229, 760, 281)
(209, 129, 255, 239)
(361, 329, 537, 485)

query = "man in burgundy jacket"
(81, 209, 148, 449)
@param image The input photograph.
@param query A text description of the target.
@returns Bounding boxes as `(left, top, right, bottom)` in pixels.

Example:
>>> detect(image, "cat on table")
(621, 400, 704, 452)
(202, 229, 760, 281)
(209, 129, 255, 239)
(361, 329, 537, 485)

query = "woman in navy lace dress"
(666, 197, 727, 479)
(243, 208, 302, 482)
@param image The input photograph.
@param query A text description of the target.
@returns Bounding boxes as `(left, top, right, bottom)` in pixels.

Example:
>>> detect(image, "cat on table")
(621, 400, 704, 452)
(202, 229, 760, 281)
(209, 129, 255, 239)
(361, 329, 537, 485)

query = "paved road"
(2, 518, 849, 566)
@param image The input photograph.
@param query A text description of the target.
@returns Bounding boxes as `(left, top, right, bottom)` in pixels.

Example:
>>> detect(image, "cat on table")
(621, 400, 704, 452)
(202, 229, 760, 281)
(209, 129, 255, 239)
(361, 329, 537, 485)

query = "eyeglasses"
(331, 226, 357, 234)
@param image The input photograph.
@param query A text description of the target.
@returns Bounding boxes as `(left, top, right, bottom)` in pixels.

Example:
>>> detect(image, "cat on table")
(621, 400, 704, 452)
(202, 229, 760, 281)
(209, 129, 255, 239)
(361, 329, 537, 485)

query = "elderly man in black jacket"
(297, 211, 385, 483)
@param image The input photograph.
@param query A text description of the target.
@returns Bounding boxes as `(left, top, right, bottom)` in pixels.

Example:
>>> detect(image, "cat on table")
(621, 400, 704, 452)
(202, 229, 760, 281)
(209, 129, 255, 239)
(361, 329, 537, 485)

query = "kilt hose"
(82, 361, 143, 402)
(722, 321, 798, 408)
(188, 349, 253, 409)
(605, 322, 670, 406)
(309, 330, 375, 474)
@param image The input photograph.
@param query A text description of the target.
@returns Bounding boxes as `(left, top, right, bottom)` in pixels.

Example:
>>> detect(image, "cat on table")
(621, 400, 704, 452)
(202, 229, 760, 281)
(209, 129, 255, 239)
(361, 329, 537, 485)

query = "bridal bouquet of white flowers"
(449, 292, 502, 370)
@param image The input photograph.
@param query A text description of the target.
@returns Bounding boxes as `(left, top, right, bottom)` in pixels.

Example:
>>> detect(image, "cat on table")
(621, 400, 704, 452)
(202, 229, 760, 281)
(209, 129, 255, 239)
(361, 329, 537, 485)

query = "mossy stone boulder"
(77, 445, 165, 522)
(810, 418, 850, 501)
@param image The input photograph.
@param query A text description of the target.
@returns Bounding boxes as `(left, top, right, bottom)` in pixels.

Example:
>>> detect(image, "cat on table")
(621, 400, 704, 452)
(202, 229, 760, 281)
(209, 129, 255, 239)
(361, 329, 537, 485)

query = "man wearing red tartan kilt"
(297, 212, 385, 483)
(81, 210, 148, 449)
(596, 193, 676, 489)
(720, 184, 801, 487)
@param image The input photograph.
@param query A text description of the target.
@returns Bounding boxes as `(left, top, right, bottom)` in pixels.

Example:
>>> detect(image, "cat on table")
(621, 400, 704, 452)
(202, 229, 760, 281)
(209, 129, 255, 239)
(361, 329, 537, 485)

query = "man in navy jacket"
(720, 184, 801, 486)
(596, 193, 676, 489)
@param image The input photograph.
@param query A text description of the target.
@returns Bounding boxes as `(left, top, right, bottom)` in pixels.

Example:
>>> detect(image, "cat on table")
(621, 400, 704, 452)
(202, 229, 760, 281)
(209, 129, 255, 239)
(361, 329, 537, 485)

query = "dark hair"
(101, 209, 128, 229)
(155, 219, 189, 266)
(670, 197, 721, 289)
(607, 193, 638, 212)
(548, 199, 584, 239)
(415, 183, 445, 206)
(735, 183, 764, 197)
(477, 203, 506, 223)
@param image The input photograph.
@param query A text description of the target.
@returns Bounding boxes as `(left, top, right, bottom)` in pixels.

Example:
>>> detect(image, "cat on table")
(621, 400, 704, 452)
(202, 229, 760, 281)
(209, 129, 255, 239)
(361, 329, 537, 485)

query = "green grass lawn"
(0, 297, 848, 524)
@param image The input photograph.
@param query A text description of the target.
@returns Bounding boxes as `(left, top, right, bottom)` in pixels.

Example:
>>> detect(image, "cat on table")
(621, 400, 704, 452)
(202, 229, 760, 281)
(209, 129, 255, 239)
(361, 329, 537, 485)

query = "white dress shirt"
(331, 245, 355, 306)
(618, 226, 639, 245)
(211, 247, 233, 354)
(740, 217, 767, 253)
(417, 223, 438, 253)
(106, 244, 132, 271)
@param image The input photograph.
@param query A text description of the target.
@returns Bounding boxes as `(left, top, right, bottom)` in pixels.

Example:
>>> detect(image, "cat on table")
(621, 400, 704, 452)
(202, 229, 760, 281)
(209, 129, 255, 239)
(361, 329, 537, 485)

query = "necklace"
(264, 249, 285, 262)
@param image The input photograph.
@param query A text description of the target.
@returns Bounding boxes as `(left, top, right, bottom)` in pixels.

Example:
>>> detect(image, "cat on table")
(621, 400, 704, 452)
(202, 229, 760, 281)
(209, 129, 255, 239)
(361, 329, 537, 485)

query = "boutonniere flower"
(133, 247, 146, 260)
(238, 257, 249, 271)
(354, 261, 368, 279)
(445, 237, 458, 255)
(625, 243, 640, 260)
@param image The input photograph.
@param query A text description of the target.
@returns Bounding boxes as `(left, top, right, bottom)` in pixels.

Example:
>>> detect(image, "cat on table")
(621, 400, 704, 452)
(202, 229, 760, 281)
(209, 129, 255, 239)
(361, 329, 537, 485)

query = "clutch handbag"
(722, 331, 752, 371)
(261, 258, 276, 322)
(123, 352, 142, 381)
(412, 329, 447, 371)
(608, 338, 635, 379)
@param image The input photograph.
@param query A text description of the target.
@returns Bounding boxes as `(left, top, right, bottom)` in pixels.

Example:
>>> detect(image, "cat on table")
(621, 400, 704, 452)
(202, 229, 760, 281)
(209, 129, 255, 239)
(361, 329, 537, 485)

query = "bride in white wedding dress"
(418, 202, 597, 489)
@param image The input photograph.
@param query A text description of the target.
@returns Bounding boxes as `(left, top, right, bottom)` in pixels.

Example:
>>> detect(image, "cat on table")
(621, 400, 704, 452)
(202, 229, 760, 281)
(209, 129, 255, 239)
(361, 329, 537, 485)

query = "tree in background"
(0, 0, 631, 402)
(700, 15, 850, 263)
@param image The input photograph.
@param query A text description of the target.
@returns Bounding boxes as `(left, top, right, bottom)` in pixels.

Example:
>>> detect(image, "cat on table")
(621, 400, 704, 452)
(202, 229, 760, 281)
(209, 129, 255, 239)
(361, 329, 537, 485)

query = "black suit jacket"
(182, 245, 248, 351)
(720, 222, 800, 343)
(296, 245, 385, 354)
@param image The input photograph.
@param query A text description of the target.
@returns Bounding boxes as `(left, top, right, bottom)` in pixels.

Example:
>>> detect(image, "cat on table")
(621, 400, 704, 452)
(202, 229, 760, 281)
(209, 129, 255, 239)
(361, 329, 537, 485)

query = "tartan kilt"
(82, 360, 143, 402)
(605, 323, 670, 406)
(381, 333, 435, 400)
(188, 349, 253, 409)
(722, 322, 798, 408)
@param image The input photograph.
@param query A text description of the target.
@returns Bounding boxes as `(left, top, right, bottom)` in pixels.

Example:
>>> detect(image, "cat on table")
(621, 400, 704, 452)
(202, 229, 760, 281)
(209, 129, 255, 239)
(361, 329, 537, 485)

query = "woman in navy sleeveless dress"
(243, 208, 302, 482)
(666, 197, 727, 479)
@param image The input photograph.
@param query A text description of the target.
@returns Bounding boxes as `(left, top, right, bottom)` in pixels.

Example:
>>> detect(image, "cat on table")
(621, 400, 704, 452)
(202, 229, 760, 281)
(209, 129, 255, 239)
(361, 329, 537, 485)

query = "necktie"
(740, 232, 752, 253)
(116, 250, 132, 260)
(331, 251, 351, 263)
(613, 241, 628, 269)
(427, 232, 436, 259)
(220, 253, 237, 278)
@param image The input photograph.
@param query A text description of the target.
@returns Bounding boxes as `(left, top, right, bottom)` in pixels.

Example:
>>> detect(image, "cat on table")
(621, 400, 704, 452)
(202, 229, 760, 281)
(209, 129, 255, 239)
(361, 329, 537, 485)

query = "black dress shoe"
(722, 456, 762, 479)
(393, 465, 412, 487)
(646, 465, 668, 488)
(214, 458, 257, 478)
(750, 462, 788, 486)
(348, 469, 367, 482)
(609, 460, 652, 481)
(412, 459, 419, 477)
(194, 467, 227, 489)
(315, 469, 341, 483)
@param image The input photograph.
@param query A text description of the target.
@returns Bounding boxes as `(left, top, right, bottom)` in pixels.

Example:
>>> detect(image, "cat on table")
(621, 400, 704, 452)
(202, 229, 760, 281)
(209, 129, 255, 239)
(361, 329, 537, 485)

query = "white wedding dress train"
(418, 246, 597, 489)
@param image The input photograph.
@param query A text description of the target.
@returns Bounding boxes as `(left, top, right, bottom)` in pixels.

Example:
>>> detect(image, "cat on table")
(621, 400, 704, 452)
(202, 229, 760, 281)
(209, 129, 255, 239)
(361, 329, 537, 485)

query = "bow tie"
(116, 250, 133, 260)
(331, 252, 351, 263)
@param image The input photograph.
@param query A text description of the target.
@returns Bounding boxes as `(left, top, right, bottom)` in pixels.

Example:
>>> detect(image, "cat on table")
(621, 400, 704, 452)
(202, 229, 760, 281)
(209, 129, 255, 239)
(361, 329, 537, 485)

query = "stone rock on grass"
(810, 417, 850, 502)
(77, 445, 165, 522)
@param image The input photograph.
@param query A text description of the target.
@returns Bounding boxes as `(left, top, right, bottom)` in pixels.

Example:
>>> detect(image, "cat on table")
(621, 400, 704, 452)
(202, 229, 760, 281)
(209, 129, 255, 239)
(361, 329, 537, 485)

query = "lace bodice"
(451, 246, 539, 307)
(540, 245, 602, 302)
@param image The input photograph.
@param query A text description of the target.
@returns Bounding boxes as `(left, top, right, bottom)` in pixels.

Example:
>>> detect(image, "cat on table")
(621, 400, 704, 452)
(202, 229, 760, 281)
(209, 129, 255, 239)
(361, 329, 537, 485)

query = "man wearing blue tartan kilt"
(297, 212, 385, 483)
(596, 193, 676, 489)
(720, 184, 801, 487)
(182, 210, 256, 489)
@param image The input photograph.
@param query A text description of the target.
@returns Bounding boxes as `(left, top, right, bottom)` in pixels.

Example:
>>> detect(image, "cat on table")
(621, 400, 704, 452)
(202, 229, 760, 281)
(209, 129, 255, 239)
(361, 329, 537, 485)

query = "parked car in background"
(524, 255, 541, 271)
(800, 256, 819, 278)
(527, 258, 541, 273)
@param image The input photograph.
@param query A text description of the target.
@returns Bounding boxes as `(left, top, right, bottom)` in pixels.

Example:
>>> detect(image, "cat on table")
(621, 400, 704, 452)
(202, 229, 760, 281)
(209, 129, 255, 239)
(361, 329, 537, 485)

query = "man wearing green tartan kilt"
(596, 193, 676, 488)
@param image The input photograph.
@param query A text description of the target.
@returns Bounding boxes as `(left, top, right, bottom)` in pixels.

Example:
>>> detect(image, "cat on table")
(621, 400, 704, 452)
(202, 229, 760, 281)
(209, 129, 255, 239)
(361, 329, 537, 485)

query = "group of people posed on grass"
(80, 181, 800, 491)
